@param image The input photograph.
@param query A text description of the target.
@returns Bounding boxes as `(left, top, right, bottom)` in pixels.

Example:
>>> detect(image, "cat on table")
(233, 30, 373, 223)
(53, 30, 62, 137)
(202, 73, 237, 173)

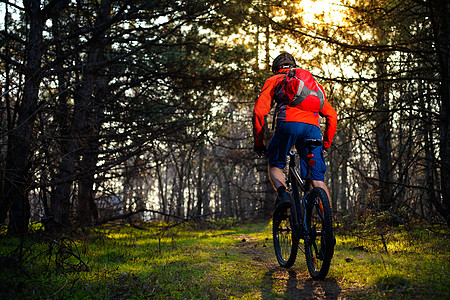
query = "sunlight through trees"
(0, 0, 448, 235)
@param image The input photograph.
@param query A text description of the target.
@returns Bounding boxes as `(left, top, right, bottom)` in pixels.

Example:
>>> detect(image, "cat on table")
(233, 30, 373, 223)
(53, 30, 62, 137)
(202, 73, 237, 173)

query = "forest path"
(232, 233, 362, 299)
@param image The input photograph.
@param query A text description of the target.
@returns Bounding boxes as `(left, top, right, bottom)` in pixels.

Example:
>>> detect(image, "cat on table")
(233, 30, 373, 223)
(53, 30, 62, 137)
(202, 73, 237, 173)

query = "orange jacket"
(253, 68, 337, 149)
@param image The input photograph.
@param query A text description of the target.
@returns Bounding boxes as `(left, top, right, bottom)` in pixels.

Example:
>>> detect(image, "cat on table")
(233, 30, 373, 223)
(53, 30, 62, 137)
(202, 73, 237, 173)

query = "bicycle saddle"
(305, 139, 323, 148)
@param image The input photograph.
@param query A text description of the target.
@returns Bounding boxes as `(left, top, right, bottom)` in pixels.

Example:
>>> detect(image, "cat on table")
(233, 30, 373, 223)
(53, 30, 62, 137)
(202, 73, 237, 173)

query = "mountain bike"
(272, 139, 335, 280)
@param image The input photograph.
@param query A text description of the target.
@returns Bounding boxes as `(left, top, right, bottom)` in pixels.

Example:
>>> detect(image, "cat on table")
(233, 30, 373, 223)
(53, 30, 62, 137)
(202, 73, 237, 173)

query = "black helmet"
(272, 52, 297, 74)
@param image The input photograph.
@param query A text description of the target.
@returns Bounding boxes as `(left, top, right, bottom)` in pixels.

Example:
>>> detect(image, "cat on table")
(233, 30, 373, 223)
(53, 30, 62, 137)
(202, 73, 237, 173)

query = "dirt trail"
(233, 234, 361, 299)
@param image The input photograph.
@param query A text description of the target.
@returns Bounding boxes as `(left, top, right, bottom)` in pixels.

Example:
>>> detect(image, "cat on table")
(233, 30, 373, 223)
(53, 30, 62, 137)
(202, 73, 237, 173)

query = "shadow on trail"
(262, 268, 342, 299)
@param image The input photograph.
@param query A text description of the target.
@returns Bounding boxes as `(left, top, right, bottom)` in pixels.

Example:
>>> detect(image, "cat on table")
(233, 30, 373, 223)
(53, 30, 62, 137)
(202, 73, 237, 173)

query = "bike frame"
(288, 149, 310, 238)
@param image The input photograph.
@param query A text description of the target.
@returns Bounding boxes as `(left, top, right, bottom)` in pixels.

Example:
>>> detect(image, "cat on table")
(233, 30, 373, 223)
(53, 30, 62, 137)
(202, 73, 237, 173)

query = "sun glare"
(299, 0, 347, 25)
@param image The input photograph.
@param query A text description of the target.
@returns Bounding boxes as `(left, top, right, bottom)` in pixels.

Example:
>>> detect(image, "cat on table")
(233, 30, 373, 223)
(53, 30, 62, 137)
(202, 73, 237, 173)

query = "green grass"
(332, 225, 450, 299)
(0, 220, 449, 299)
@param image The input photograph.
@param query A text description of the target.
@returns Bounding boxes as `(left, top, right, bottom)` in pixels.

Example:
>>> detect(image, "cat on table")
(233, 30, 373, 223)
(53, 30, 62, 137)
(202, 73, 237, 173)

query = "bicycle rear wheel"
(304, 187, 334, 280)
(273, 203, 299, 268)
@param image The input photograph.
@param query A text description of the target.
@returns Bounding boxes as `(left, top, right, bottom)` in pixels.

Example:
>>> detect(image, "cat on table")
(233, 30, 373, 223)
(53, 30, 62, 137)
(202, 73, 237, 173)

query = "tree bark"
(49, 15, 73, 230)
(75, 0, 110, 226)
(374, 52, 395, 211)
(0, 2, 12, 224)
(431, 0, 450, 224)
(5, 0, 44, 235)
(196, 145, 204, 217)
(154, 156, 167, 219)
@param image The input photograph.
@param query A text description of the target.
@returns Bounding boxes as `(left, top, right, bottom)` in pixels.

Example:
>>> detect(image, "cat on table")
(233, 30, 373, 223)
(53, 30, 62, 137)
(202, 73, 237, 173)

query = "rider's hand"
(254, 145, 267, 157)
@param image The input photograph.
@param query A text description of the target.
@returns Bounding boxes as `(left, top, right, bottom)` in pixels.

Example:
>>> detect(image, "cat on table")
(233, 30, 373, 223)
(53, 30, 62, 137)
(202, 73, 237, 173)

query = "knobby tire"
(304, 187, 334, 280)
(273, 203, 299, 268)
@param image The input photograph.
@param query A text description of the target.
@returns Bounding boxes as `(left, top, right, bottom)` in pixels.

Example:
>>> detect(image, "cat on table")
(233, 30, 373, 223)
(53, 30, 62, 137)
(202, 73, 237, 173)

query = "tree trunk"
(196, 146, 204, 217)
(75, 0, 110, 226)
(0, 2, 12, 224)
(5, 0, 44, 235)
(265, 23, 271, 70)
(374, 53, 395, 211)
(430, 0, 450, 225)
(175, 155, 185, 219)
(339, 130, 349, 212)
(155, 156, 167, 219)
(48, 16, 73, 230)
(74, 72, 96, 227)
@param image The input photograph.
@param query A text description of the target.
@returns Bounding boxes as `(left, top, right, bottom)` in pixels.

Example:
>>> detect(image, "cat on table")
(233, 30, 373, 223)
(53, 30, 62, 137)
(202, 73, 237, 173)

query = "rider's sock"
(277, 186, 286, 195)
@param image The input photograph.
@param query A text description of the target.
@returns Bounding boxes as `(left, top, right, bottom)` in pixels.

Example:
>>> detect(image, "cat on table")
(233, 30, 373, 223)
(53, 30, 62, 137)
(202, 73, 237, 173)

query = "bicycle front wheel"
(273, 204, 299, 268)
(304, 187, 334, 280)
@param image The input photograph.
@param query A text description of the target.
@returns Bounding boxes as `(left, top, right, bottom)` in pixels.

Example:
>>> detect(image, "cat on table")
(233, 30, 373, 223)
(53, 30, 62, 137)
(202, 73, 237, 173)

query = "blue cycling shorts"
(268, 122, 326, 181)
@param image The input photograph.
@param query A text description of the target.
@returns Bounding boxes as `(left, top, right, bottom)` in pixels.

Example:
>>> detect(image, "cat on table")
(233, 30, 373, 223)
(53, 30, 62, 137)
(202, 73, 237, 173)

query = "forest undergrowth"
(0, 216, 449, 299)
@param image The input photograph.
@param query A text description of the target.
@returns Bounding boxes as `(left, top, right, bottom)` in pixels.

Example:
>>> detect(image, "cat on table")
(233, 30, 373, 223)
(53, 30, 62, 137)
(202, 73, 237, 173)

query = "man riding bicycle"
(252, 52, 337, 209)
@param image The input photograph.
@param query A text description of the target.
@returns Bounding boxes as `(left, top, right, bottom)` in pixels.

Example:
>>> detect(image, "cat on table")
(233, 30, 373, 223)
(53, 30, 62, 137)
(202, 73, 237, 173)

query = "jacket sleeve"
(319, 90, 337, 149)
(253, 77, 276, 146)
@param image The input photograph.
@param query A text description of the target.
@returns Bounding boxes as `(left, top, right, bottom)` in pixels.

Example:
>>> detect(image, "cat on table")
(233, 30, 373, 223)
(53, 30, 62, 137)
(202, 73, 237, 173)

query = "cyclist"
(252, 52, 337, 209)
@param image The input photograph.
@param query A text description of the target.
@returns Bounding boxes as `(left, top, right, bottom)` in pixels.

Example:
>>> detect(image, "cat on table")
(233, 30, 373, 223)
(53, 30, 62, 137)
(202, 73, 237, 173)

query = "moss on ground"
(0, 220, 449, 299)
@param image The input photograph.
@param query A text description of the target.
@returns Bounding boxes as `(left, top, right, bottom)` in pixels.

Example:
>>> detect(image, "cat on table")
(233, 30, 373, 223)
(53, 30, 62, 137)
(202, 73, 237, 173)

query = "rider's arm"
(320, 96, 337, 150)
(253, 77, 277, 147)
